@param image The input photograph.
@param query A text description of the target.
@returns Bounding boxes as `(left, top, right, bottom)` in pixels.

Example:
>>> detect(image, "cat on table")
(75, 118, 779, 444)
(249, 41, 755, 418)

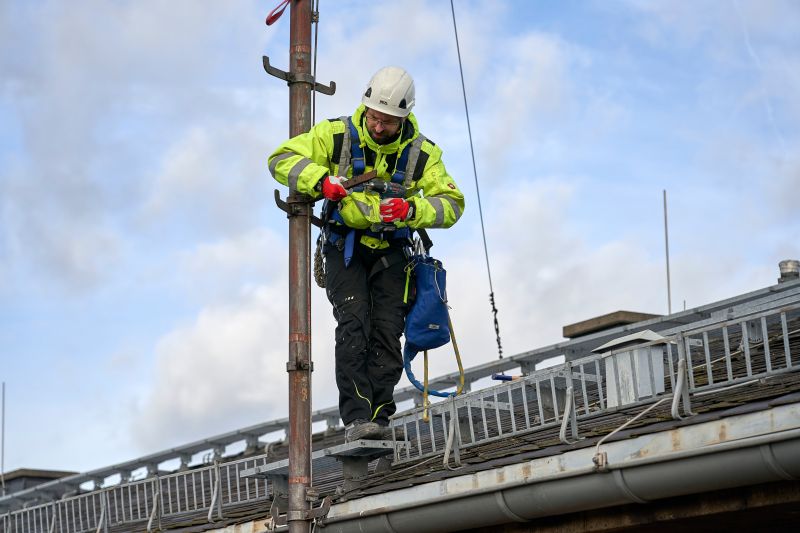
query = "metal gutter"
(303, 402, 800, 533)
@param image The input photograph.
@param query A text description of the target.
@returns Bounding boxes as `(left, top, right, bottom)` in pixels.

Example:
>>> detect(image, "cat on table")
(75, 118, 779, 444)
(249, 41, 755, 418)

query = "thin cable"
(1, 382, 5, 496)
(663, 189, 672, 315)
(450, 0, 503, 359)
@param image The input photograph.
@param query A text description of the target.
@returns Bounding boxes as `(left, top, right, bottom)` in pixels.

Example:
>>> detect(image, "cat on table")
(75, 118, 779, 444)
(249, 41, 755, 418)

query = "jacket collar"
(352, 104, 418, 154)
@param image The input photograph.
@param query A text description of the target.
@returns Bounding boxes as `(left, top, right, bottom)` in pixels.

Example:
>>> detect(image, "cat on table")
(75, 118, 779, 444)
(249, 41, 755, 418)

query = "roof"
(1, 469, 77, 483)
(2, 279, 800, 532)
(591, 328, 669, 353)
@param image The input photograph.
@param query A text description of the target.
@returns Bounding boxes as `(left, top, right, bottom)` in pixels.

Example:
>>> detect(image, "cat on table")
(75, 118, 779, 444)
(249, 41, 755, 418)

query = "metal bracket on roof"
(332, 440, 405, 499)
(47, 503, 57, 533)
(96, 490, 109, 533)
(262, 56, 336, 95)
(672, 334, 696, 420)
(267, 491, 331, 530)
(207, 461, 224, 523)
(443, 397, 463, 470)
(244, 435, 262, 455)
(146, 485, 161, 533)
(145, 463, 160, 477)
(519, 360, 537, 376)
(324, 415, 341, 433)
(559, 384, 581, 445)
(266, 498, 282, 531)
(337, 455, 371, 497)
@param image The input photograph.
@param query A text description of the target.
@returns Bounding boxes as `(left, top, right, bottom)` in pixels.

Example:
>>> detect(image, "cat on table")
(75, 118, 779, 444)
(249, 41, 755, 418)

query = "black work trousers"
(325, 240, 409, 426)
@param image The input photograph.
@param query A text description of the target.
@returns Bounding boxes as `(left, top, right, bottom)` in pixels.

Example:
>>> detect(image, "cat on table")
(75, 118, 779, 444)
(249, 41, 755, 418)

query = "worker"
(268, 66, 464, 441)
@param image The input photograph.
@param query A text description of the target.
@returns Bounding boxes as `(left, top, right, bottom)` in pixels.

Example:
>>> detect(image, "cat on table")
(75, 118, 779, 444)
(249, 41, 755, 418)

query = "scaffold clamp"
(273, 190, 324, 226)
(267, 494, 331, 530)
(263, 56, 336, 95)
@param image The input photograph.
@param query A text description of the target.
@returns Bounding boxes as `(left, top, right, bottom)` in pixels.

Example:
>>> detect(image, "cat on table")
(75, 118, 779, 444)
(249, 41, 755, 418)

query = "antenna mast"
(663, 189, 672, 315)
(1, 382, 6, 496)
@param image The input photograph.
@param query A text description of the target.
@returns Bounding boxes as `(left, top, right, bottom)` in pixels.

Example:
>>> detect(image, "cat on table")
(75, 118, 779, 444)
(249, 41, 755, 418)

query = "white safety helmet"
(361, 66, 415, 118)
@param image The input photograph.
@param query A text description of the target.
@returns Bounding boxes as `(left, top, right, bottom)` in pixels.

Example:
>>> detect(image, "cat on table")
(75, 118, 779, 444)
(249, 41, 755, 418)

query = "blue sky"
(1, 0, 798, 475)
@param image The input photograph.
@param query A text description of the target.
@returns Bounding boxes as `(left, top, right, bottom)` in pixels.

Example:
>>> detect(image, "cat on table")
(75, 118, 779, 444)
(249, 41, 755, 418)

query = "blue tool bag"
(403, 253, 455, 397)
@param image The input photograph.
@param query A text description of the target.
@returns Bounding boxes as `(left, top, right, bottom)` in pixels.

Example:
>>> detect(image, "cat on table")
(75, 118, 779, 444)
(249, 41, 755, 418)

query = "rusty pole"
(287, 1, 313, 532)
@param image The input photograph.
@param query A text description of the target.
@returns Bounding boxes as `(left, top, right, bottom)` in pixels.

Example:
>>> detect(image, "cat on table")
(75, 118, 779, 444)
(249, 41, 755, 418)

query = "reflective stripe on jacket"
(268, 104, 464, 231)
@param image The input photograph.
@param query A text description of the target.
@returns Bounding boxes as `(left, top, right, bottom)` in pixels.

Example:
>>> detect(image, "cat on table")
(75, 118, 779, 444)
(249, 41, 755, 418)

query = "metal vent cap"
(778, 259, 800, 283)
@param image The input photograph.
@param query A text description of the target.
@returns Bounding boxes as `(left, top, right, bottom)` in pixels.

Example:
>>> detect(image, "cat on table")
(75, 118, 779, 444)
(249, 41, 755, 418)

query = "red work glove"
(321, 176, 348, 201)
(379, 198, 412, 222)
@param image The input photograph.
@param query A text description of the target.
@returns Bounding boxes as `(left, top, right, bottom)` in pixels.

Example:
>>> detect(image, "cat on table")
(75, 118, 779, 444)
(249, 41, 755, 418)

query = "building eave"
(278, 401, 800, 532)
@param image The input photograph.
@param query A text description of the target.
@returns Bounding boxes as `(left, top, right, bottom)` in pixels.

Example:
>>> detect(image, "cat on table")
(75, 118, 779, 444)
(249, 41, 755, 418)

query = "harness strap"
(346, 117, 416, 185)
(337, 115, 352, 176)
(367, 250, 406, 281)
(349, 118, 366, 176)
(403, 134, 426, 188)
(323, 115, 425, 268)
(343, 230, 356, 268)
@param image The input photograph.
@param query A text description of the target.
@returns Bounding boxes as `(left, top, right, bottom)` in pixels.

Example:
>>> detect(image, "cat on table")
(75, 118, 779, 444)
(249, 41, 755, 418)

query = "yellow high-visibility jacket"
(268, 105, 464, 246)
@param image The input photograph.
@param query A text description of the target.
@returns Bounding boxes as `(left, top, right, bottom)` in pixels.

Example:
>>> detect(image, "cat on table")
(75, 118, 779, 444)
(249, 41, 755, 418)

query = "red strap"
(266, 0, 291, 26)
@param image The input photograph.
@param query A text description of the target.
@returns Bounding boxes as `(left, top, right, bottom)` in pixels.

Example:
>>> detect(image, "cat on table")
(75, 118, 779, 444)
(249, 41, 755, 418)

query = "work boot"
(345, 420, 382, 442)
(378, 425, 406, 441)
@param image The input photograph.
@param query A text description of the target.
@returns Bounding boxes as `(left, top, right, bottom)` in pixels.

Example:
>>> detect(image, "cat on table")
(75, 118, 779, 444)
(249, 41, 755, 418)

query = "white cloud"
(4, 0, 800, 474)
(131, 233, 343, 453)
(624, 0, 800, 132)
(0, 0, 279, 293)
(459, 30, 576, 182)
(132, 285, 290, 451)
(142, 115, 276, 234)
(177, 228, 283, 295)
(1, 169, 122, 290)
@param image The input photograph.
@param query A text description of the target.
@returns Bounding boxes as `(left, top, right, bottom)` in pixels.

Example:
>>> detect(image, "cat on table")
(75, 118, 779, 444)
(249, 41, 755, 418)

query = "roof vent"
(592, 330, 670, 407)
(778, 259, 800, 283)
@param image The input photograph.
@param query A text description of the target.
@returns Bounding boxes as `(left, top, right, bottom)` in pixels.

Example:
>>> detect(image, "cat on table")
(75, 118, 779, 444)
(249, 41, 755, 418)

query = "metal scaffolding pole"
(262, 1, 335, 530)
(286, 3, 313, 531)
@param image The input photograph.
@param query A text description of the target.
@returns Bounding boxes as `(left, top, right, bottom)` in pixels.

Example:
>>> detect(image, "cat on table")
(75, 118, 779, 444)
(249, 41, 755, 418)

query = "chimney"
(563, 310, 661, 339)
(778, 259, 800, 283)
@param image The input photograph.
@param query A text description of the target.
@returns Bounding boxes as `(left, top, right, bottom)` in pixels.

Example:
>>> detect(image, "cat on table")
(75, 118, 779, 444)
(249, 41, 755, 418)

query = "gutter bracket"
(592, 450, 609, 471)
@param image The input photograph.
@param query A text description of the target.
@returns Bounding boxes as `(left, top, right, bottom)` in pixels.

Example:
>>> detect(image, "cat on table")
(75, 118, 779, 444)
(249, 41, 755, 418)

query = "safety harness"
(329, 118, 412, 264)
(315, 116, 425, 286)
(313, 115, 465, 419)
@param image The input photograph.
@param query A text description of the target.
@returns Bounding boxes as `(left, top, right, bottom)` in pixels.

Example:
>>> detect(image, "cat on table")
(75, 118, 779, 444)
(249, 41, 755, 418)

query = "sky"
(1, 0, 798, 476)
